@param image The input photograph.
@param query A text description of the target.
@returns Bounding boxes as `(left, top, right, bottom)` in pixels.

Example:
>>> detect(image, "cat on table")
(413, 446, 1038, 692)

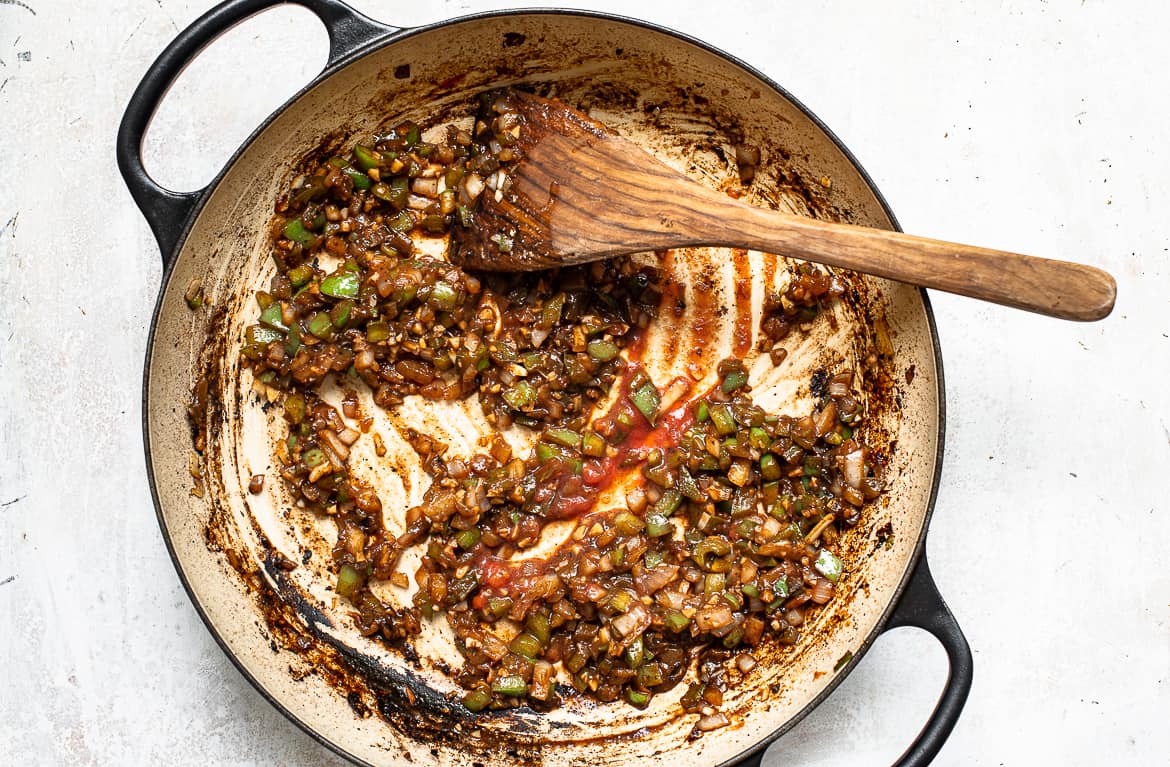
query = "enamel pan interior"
(142, 9, 945, 767)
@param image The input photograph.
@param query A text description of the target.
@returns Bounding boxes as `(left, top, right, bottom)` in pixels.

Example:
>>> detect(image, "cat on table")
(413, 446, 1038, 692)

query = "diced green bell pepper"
(320, 270, 360, 299)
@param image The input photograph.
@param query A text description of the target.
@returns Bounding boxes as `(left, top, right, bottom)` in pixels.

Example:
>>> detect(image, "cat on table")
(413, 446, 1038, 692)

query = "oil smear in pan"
(190, 93, 889, 741)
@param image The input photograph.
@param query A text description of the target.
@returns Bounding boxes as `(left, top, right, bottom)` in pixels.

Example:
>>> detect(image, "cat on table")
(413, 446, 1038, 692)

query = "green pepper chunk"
(402, 123, 420, 147)
(422, 214, 447, 234)
(284, 322, 302, 355)
(607, 590, 633, 612)
(341, 166, 371, 190)
(427, 280, 458, 311)
(722, 368, 749, 393)
(664, 610, 690, 632)
(320, 270, 360, 299)
(335, 563, 366, 600)
(631, 382, 660, 425)
(386, 211, 414, 235)
(247, 325, 283, 346)
(581, 432, 606, 457)
(446, 570, 479, 604)
(462, 689, 491, 712)
(286, 264, 314, 287)
(282, 218, 316, 246)
(284, 393, 307, 425)
(759, 453, 782, 481)
(645, 512, 673, 537)
(371, 182, 393, 202)
(637, 663, 664, 688)
(366, 321, 391, 343)
(545, 428, 582, 450)
(353, 144, 381, 171)
(509, 632, 543, 660)
(624, 688, 650, 708)
(694, 400, 710, 422)
(301, 448, 327, 468)
(709, 403, 737, 436)
(455, 528, 481, 550)
(677, 466, 703, 502)
(624, 635, 645, 668)
(491, 675, 528, 697)
(526, 612, 551, 645)
(502, 380, 535, 411)
(457, 204, 474, 228)
(815, 548, 844, 582)
(386, 182, 410, 212)
(613, 511, 645, 535)
(329, 299, 353, 329)
(586, 339, 619, 362)
(651, 488, 683, 517)
(259, 302, 287, 332)
(541, 293, 565, 328)
(487, 596, 513, 618)
(307, 312, 334, 338)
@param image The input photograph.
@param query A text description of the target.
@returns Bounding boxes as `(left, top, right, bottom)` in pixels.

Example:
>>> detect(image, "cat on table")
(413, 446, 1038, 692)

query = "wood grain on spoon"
(448, 90, 1116, 322)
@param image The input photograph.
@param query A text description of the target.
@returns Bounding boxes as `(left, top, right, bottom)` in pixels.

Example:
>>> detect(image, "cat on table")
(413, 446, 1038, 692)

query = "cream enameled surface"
(2, 2, 1167, 766)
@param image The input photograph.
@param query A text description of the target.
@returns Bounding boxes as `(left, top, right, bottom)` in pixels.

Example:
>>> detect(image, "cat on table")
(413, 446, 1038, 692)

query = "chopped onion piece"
(462, 172, 485, 201)
(412, 177, 440, 198)
(694, 602, 734, 631)
(696, 712, 730, 732)
(840, 448, 865, 489)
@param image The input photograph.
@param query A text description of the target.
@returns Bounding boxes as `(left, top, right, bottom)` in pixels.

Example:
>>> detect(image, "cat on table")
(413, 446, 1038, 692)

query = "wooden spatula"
(448, 90, 1115, 322)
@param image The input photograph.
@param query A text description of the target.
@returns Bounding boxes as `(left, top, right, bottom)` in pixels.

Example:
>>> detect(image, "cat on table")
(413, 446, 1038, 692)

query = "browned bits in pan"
(248, 474, 265, 494)
(228, 92, 877, 719)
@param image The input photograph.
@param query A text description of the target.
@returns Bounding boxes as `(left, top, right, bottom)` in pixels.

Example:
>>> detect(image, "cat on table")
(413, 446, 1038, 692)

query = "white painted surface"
(0, 0, 1166, 764)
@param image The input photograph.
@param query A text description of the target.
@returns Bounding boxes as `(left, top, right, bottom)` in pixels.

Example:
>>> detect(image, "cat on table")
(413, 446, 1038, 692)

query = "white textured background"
(1, 1, 1167, 764)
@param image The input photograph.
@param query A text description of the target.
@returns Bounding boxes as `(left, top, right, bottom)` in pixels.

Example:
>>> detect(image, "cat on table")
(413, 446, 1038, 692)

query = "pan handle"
(117, 0, 397, 260)
(879, 554, 974, 766)
(731, 554, 973, 767)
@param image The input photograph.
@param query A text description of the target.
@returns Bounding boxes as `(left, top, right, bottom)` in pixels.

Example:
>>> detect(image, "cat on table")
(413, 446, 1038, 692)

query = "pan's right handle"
(731, 554, 972, 767)
(117, 0, 398, 260)
(881, 554, 974, 766)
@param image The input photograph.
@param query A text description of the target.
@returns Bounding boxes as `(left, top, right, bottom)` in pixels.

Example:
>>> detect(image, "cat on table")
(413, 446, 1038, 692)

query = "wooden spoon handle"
(698, 202, 1116, 321)
(464, 90, 1115, 321)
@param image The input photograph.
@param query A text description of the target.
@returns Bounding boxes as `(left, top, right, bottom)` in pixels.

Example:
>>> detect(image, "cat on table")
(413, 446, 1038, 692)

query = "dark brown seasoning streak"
(731, 249, 754, 357)
(686, 260, 721, 378)
(762, 253, 777, 298)
(654, 250, 687, 371)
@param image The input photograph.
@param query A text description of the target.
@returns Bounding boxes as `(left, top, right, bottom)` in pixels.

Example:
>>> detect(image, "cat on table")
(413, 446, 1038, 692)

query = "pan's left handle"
(117, 0, 398, 260)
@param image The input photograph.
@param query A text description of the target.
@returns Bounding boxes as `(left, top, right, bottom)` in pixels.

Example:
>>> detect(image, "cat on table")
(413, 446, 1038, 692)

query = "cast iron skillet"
(117, 1, 972, 765)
